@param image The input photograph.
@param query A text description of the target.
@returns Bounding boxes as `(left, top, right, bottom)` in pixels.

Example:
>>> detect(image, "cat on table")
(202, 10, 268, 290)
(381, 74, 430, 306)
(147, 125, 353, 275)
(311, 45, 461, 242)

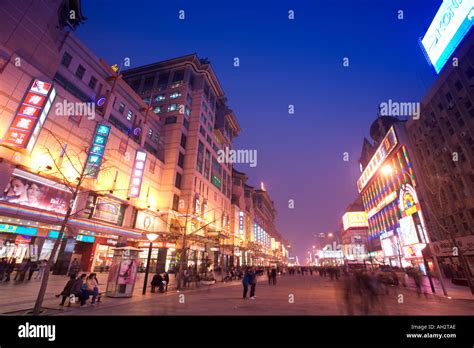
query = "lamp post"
(142, 232, 159, 295)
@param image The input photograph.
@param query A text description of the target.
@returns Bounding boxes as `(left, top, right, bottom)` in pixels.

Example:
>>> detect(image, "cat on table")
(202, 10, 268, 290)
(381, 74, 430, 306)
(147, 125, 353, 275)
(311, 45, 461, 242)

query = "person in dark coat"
(249, 267, 257, 299)
(71, 274, 85, 305)
(163, 271, 170, 292)
(58, 275, 77, 305)
(242, 267, 251, 299)
(151, 273, 164, 293)
(271, 267, 277, 285)
(27, 259, 38, 280)
(4, 258, 16, 282)
(0, 257, 7, 281)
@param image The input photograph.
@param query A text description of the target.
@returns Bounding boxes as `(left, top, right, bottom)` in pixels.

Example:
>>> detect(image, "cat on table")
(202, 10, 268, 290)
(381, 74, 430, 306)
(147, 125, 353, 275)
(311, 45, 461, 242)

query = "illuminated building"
(406, 29, 474, 278)
(122, 55, 241, 272)
(340, 198, 369, 264)
(358, 118, 431, 270)
(0, 1, 166, 273)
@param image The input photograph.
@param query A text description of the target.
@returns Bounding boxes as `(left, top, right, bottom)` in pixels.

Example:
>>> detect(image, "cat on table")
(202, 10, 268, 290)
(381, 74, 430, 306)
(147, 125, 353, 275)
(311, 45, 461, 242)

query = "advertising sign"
(134, 210, 167, 232)
(2, 79, 56, 152)
(0, 224, 38, 236)
(399, 184, 421, 217)
(342, 211, 368, 231)
(398, 216, 420, 246)
(85, 124, 111, 178)
(421, 0, 473, 74)
(402, 243, 426, 259)
(357, 127, 398, 192)
(128, 150, 147, 198)
(92, 197, 123, 224)
(381, 236, 398, 257)
(1, 169, 72, 214)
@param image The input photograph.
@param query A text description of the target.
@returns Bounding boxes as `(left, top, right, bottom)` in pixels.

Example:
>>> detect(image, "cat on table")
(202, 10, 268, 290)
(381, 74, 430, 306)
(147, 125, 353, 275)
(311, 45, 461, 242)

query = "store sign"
(0, 224, 37, 236)
(421, 0, 473, 74)
(357, 127, 398, 192)
(239, 211, 244, 235)
(92, 197, 122, 224)
(135, 210, 166, 233)
(366, 191, 397, 219)
(85, 124, 111, 178)
(399, 184, 420, 217)
(1, 169, 72, 214)
(1, 79, 56, 152)
(342, 211, 368, 231)
(430, 235, 474, 256)
(76, 234, 95, 243)
(128, 150, 147, 198)
(402, 243, 426, 259)
(322, 250, 344, 259)
(138, 241, 175, 248)
(398, 216, 420, 246)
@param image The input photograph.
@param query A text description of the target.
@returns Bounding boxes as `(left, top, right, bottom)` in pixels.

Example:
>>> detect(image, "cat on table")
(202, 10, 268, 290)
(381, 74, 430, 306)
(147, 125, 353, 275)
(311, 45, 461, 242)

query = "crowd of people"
(0, 257, 48, 282)
(57, 272, 102, 307)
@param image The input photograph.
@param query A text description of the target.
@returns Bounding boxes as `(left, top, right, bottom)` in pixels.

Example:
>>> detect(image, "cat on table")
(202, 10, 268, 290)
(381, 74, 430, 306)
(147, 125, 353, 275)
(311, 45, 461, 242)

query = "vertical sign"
(128, 149, 147, 198)
(2, 79, 56, 152)
(239, 211, 244, 235)
(85, 124, 111, 177)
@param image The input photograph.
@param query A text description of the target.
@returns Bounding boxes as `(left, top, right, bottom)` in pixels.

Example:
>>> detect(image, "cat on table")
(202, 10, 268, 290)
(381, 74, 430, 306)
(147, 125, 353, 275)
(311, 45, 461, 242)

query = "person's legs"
(243, 284, 248, 298)
(91, 288, 98, 304)
(80, 291, 89, 306)
(60, 295, 67, 305)
(250, 284, 256, 298)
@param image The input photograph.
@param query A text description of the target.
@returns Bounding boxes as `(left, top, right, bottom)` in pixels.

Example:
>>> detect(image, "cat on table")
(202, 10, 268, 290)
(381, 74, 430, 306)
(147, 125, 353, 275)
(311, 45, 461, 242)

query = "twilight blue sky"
(76, 0, 440, 260)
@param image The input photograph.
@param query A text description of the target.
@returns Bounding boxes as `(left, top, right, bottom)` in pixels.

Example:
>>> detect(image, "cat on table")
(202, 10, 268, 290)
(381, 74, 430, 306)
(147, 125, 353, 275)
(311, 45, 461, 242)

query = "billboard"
(134, 210, 167, 232)
(128, 150, 147, 198)
(342, 211, 368, 231)
(421, 0, 473, 74)
(1, 79, 56, 152)
(398, 216, 420, 246)
(0, 169, 72, 214)
(85, 124, 111, 178)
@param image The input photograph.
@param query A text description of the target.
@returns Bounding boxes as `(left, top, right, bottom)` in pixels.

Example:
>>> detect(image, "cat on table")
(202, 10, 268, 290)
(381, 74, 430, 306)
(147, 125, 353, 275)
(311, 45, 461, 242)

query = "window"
(178, 152, 185, 168)
(197, 141, 204, 173)
(155, 95, 165, 102)
(175, 172, 182, 189)
(207, 123, 213, 132)
(153, 106, 161, 114)
(127, 110, 133, 121)
(207, 135, 212, 145)
(143, 97, 151, 104)
(185, 106, 191, 116)
(180, 134, 187, 149)
(165, 116, 177, 124)
(170, 91, 181, 99)
(189, 73, 195, 90)
(204, 150, 211, 180)
(61, 52, 72, 68)
(199, 126, 206, 137)
(148, 128, 153, 138)
(88, 76, 97, 90)
(211, 157, 222, 189)
(172, 194, 180, 211)
(168, 104, 178, 112)
(119, 103, 125, 114)
(75, 65, 85, 79)
(183, 118, 189, 129)
(153, 132, 159, 144)
(149, 158, 156, 174)
(201, 114, 207, 124)
(158, 73, 169, 90)
(172, 70, 184, 82)
(143, 76, 155, 91)
(186, 94, 193, 105)
(213, 143, 219, 153)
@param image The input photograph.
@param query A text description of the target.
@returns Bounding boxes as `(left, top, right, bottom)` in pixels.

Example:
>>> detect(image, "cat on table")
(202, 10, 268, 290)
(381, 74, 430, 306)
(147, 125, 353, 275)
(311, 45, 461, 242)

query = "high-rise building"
(123, 55, 241, 271)
(405, 30, 474, 279)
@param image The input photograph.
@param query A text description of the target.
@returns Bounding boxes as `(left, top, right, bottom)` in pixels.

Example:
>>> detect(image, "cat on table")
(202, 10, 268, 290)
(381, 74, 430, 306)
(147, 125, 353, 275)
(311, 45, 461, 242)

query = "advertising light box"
(421, 0, 473, 74)
(342, 212, 368, 231)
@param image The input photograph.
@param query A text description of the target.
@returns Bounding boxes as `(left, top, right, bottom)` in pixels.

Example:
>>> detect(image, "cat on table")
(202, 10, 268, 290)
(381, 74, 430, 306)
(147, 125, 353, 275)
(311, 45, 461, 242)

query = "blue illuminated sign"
(76, 234, 95, 243)
(85, 124, 111, 177)
(421, 0, 473, 74)
(0, 224, 37, 236)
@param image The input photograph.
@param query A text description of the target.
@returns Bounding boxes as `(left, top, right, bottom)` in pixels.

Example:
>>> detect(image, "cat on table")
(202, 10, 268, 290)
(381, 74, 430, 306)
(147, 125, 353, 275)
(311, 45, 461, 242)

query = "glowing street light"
(142, 232, 159, 295)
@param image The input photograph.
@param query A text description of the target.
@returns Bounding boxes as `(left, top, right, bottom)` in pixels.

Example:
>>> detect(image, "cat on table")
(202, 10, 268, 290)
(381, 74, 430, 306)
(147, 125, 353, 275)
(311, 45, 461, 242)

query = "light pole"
(142, 232, 159, 295)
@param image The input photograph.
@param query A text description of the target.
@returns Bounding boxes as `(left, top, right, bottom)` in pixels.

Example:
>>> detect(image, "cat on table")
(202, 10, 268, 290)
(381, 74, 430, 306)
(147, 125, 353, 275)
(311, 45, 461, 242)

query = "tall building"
(0, 1, 167, 274)
(340, 197, 368, 264)
(405, 29, 474, 278)
(122, 55, 241, 272)
(357, 117, 431, 271)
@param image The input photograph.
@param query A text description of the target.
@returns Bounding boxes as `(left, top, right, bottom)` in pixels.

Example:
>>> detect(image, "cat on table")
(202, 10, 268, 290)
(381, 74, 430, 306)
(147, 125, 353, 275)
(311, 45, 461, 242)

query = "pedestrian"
(249, 267, 257, 299)
(271, 267, 277, 285)
(267, 268, 272, 285)
(242, 267, 251, 299)
(35, 259, 47, 280)
(14, 258, 29, 281)
(4, 258, 16, 282)
(68, 258, 80, 277)
(58, 275, 76, 306)
(0, 257, 7, 281)
(151, 272, 164, 293)
(27, 259, 38, 280)
(163, 271, 170, 292)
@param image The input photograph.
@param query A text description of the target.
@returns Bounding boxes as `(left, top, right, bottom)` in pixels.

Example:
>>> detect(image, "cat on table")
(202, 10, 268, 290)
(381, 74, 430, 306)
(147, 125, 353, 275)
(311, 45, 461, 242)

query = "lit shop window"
(153, 106, 161, 114)
(170, 92, 181, 99)
(119, 103, 125, 114)
(148, 128, 153, 138)
(168, 104, 178, 112)
(155, 94, 165, 102)
(127, 110, 133, 121)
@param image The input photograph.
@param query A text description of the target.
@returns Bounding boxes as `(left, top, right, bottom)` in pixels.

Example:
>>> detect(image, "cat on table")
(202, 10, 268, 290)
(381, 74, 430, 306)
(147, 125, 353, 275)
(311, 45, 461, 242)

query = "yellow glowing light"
(381, 164, 393, 176)
(260, 182, 266, 191)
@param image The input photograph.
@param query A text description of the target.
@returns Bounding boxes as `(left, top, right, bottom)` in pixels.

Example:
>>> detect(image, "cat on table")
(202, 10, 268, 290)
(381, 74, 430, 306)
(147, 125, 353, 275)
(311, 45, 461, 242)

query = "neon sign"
(357, 127, 398, 192)
(2, 79, 56, 152)
(399, 184, 420, 217)
(421, 0, 473, 74)
(342, 212, 368, 231)
(128, 149, 147, 198)
(85, 124, 111, 177)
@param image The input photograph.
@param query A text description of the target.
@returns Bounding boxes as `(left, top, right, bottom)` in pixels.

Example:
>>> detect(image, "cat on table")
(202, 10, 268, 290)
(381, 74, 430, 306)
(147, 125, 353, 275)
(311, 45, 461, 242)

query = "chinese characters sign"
(85, 124, 111, 177)
(2, 79, 56, 152)
(342, 212, 368, 231)
(128, 150, 147, 198)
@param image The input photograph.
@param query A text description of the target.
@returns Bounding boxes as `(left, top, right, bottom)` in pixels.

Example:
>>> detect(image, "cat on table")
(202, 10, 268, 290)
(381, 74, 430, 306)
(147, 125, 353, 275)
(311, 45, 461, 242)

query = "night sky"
(76, 0, 440, 260)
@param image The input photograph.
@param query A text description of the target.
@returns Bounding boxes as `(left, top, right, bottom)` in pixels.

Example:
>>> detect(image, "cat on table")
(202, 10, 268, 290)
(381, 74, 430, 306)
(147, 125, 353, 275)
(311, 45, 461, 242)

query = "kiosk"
(105, 246, 142, 298)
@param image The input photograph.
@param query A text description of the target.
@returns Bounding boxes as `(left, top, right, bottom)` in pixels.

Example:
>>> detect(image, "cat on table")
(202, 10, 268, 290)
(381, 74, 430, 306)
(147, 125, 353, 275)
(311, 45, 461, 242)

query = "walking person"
(35, 259, 47, 280)
(4, 258, 16, 282)
(271, 267, 277, 285)
(27, 259, 38, 280)
(14, 258, 29, 281)
(267, 268, 272, 285)
(68, 258, 80, 277)
(0, 257, 7, 281)
(242, 267, 251, 299)
(249, 267, 257, 299)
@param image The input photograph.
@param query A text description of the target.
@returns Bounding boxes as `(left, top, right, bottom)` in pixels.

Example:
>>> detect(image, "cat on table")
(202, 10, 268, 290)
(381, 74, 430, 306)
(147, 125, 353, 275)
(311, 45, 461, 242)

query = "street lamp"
(142, 232, 159, 295)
